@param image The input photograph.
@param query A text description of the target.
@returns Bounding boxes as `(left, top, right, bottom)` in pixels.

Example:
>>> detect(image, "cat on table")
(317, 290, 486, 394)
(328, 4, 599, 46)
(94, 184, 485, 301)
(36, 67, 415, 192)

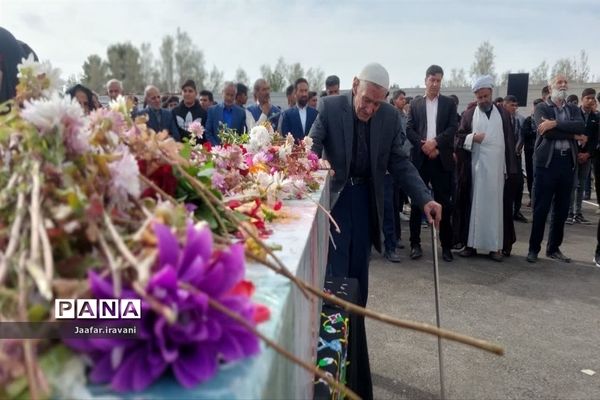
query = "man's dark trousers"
(529, 152, 574, 254)
(409, 157, 452, 249)
(327, 182, 372, 307)
(514, 155, 525, 215)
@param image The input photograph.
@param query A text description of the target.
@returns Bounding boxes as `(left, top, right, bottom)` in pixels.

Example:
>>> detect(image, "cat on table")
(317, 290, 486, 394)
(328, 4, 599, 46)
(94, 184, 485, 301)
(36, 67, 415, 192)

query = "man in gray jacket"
(309, 63, 441, 307)
(527, 74, 587, 263)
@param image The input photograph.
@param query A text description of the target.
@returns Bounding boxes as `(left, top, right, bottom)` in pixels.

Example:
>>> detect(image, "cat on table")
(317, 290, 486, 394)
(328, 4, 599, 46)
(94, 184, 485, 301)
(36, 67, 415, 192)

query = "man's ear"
(352, 77, 359, 95)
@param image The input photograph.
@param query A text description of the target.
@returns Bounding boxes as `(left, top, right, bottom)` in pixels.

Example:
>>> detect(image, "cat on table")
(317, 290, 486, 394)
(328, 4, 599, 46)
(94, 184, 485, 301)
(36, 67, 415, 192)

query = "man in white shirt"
(406, 65, 458, 262)
(279, 78, 318, 140)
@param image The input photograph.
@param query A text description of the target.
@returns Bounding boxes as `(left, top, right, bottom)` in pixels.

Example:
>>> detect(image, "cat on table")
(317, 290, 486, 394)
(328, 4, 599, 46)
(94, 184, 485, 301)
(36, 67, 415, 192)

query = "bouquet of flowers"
(0, 58, 269, 399)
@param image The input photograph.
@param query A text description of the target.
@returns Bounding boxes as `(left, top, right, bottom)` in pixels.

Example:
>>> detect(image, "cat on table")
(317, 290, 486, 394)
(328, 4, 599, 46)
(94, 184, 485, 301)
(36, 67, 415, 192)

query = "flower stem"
(138, 173, 178, 204)
(131, 280, 177, 324)
(103, 211, 139, 268)
(0, 188, 26, 283)
(173, 165, 229, 235)
(179, 282, 360, 400)
(253, 256, 504, 356)
(98, 231, 122, 297)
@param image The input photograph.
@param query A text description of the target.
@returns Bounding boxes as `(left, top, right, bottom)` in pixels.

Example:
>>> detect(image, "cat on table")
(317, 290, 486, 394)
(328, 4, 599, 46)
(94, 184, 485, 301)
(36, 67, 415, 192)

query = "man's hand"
(423, 200, 442, 229)
(516, 143, 523, 156)
(427, 148, 440, 159)
(473, 132, 486, 143)
(420, 138, 437, 156)
(260, 103, 270, 116)
(538, 117, 557, 135)
(318, 159, 331, 170)
(577, 152, 590, 164)
(575, 134, 588, 145)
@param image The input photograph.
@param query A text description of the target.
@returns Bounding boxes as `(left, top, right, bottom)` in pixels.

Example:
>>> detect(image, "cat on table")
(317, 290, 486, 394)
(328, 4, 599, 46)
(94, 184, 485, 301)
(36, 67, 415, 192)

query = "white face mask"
(551, 88, 567, 101)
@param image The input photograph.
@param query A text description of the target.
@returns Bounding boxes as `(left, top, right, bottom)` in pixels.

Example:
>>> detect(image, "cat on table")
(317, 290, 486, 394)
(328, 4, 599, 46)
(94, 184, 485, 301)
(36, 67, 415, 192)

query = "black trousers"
(524, 147, 535, 197)
(514, 155, 525, 214)
(529, 153, 574, 254)
(409, 157, 453, 249)
(593, 149, 600, 201)
(327, 183, 372, 307)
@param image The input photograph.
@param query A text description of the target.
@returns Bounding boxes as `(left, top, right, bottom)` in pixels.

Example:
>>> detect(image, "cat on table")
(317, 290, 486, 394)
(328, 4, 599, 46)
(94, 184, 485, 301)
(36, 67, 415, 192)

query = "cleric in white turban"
(453, 72, 520, 262)
(472, 75, 495, 92)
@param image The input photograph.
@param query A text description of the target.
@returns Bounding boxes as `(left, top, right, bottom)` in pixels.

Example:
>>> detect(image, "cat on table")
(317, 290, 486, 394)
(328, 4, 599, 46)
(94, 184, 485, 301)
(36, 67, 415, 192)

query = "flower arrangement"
(0, 59, 270, 399)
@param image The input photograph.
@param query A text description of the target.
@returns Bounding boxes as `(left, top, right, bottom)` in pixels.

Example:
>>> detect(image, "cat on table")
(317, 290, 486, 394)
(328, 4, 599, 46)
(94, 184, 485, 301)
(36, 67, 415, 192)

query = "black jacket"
(533, 99, 585, 168)
(580, 108, 599, 156)
(406, 95, 458, 172)
(171, 100, 207, 142)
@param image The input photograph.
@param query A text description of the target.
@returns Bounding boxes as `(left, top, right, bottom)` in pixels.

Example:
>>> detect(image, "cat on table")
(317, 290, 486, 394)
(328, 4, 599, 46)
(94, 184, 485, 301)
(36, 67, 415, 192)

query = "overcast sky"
(2, 0, 599, 90)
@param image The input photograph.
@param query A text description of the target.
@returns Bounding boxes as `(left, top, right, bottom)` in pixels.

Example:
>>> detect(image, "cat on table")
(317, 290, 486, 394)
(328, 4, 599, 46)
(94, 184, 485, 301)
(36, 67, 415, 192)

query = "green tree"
(551, 58, 576, 82)
(206, 65, 224, 93)
(235, 67, 250, 87)
(174, 28, 206, 89)
(139, 42, 159, 87)
(106, 43, 143, 93)
(159, 35, 176, 92)
(286, 62, 305, 86)
(444, 67, 468, 88)
(470, 41, 496, 80)
(306, 67, 325, 92)
(260, 57, 288, 93)
(530, 61, 549, 85)
(81, 54, 109, 93)
(574, 49, 590, 83)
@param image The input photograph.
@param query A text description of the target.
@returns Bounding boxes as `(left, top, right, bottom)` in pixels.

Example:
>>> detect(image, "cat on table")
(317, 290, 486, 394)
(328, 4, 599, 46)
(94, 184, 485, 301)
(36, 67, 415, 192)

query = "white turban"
(471, 75, 495, 92)
(358, 62, 389, 90)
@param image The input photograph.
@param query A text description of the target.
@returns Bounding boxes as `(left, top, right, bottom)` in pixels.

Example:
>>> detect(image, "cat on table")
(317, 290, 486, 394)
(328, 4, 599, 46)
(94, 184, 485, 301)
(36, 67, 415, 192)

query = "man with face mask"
(526, 75, 587, 263)
(453, 75, 519, 261)
(279, 78, 318, 141)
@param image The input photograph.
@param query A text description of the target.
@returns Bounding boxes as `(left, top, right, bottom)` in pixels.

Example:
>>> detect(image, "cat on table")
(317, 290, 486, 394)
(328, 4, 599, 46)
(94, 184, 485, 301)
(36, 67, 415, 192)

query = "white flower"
(109, 95, 131, 116)
(21, 93, 89, 154)
(109, 145, 141, 206)
(17, 54, 64, 97)
(247, 125, 272, 154)
(302, 136, 313, 150)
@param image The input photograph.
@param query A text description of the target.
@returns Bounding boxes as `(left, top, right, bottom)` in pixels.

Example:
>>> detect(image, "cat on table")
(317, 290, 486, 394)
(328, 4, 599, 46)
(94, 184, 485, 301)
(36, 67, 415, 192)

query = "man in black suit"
(406, 65, 457, 262)
(309, 62, 441, 307)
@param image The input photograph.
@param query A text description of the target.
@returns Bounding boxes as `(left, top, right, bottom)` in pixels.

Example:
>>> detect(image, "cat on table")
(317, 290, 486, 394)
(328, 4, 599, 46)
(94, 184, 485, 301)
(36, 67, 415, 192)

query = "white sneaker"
(594, 255, 600, 268)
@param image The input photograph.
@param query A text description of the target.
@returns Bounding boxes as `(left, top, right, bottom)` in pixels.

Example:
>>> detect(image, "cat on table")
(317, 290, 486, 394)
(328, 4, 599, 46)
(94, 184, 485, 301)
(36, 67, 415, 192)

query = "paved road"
(366, 200, 600, 399)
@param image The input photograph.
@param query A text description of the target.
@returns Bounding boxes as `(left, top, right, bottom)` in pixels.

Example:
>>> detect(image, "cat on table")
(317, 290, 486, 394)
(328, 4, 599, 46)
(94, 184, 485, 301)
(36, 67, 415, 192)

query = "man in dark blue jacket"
(204, 82, 247, 145)
(139, 85, 180, 141)
(279, 78, 318, 141)
(247, 78, 281, 128)
(527, 74, 587, 263)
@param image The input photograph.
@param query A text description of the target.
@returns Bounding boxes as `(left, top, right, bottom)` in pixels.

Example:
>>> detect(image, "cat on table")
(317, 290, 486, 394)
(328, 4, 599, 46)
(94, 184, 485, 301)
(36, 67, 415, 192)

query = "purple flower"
(68, 222, 260, 391)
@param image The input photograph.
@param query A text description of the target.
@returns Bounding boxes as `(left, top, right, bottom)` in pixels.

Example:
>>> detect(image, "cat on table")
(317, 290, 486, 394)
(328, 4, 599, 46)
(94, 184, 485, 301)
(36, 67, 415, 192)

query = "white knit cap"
(357, 63, 389, 90)
(471, 75, 495, 92)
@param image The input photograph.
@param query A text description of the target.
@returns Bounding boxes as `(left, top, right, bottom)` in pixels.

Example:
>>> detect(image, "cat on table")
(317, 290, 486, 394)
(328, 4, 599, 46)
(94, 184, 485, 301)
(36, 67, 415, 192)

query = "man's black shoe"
(442, 248, 453, 262)
(546, 250, 571, 263)
(513, 212, 528, 223)
(502, 249, 511, 257)
(526, 251, 538, 263)
(410, 245, 423, 260)
(459, 247, 476, 257)
(384, 250, 402, 263)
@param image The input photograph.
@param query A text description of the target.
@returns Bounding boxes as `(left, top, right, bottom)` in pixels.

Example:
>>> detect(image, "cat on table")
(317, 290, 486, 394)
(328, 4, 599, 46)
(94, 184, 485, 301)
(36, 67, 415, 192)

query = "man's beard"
(297, 97, 308, 107)
(478, 101, 492, 112)
(551, 88, 567, 101)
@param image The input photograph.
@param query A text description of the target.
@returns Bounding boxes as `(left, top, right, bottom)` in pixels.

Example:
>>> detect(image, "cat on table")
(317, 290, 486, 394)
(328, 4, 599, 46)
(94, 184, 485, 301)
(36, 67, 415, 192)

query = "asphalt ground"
(366, 198, 600, 400)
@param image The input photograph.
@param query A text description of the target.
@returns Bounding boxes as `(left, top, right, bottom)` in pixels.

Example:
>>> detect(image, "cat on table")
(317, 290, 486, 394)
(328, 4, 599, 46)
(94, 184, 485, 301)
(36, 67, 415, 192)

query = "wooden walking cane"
(431, 223, 446, 400)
